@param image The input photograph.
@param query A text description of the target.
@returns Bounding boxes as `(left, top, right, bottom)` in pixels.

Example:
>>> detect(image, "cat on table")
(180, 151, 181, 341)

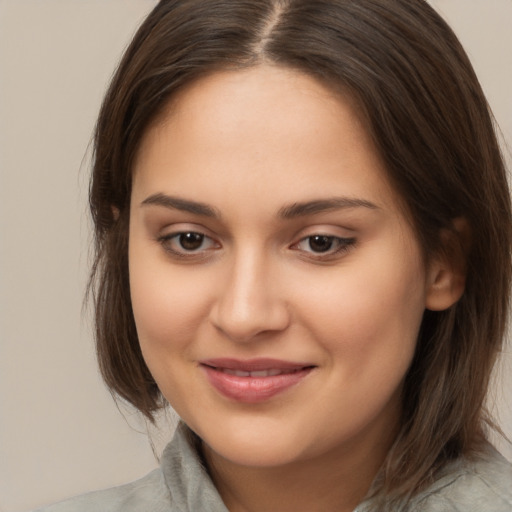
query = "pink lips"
(200, 358, 314, 403)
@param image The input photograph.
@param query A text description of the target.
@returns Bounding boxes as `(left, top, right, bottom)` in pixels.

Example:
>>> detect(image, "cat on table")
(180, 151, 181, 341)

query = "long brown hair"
(89, 0, 512, 505)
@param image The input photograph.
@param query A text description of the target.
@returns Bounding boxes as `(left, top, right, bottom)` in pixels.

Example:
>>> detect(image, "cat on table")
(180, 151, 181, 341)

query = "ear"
(425, 218, 470, 312)
(111, 205, 120, 221)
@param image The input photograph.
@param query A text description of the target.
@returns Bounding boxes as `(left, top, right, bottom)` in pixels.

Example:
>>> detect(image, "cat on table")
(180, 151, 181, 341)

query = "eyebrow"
(141, 193, 378, 219)
(141, 193, 220, 218)
(278, 197, 379, 218)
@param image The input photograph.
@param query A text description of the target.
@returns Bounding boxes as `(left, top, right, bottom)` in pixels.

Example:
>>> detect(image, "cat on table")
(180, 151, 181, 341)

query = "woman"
(37, 0, 512, 510)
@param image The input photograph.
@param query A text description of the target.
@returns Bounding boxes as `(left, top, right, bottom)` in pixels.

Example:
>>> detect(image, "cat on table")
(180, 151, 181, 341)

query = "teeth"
(251, 370, 274, 377)
(224, 369, 251, 377)
(221, 368, 296, 377)
(267, 368, 287, 376)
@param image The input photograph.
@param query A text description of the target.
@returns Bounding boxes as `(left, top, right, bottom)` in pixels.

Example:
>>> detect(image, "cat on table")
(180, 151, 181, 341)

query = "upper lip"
(199, 358, 314, 372)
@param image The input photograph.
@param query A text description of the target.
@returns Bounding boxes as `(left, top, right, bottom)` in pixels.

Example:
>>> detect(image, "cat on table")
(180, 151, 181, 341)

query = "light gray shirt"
(35, 426, 512, 512)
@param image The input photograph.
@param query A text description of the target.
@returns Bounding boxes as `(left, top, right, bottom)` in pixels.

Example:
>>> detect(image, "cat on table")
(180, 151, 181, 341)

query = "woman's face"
(129, 65, 438, 468)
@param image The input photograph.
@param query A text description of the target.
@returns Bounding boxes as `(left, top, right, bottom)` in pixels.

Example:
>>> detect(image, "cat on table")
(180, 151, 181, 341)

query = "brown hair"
(89, 0, 512, 506)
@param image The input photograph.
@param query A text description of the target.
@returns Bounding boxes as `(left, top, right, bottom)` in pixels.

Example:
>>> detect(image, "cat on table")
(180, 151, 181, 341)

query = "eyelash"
(292, 235, 356, 260)
(157, 231, 356, 261)
(157, 231, 219, 259)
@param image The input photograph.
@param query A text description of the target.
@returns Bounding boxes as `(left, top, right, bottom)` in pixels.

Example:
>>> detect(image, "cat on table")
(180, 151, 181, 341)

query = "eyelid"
(157, 222, 217, 241)
(157, 224, 221, 259)
(290, 230, 357, 261)
(155, 223, 356, 261)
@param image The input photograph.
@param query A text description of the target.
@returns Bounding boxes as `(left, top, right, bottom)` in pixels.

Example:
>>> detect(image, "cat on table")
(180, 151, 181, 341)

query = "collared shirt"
(35, 425, 512, 512)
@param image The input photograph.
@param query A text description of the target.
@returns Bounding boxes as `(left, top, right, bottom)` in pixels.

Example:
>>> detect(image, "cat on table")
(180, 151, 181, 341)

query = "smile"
(220, 368, 301, 377)
(199, 359, 315, 403)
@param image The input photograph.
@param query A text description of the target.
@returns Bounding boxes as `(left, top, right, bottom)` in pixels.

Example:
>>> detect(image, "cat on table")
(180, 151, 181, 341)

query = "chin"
(205, 436, 305, 468)
(189, 416, 293, 465)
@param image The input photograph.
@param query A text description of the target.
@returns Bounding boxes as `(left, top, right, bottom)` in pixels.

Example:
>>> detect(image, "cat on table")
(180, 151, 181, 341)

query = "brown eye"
(158, 231, 218, 257)
(179, 232, 204, 251)
(308, 235, 334, 253)
(293, 234, 356, 259)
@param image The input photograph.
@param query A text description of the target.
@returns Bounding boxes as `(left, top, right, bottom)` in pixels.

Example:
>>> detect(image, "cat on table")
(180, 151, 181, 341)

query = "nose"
(209, 250, 290, 343)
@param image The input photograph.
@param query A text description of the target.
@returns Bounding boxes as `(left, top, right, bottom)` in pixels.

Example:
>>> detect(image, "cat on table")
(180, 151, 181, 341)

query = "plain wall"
(0, 1, 511, 511)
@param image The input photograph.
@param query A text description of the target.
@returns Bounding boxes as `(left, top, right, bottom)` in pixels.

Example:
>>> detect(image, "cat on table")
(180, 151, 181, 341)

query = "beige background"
(0, 1, 511, 511)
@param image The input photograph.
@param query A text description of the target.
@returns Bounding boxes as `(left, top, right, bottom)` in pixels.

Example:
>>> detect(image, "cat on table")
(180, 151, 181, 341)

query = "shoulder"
(33, 468, 172, 512)
(412, 444, 512, 512)
(32, 425, 228, 512)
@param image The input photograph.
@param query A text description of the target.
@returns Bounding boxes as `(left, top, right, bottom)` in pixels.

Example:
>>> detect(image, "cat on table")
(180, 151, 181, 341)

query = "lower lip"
(201, 365, 313, 403)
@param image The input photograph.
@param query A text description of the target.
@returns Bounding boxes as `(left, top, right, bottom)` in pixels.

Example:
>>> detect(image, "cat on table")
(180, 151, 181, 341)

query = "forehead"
(132, 65, 403, 217)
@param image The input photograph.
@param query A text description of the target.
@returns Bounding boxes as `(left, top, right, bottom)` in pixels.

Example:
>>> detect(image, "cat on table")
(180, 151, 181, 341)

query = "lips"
(200, 358, 315, 403)
(220, 368, 298, 377)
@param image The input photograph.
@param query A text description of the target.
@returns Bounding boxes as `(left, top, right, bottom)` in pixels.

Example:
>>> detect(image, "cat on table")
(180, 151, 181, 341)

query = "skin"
(129, 65, 460, 512)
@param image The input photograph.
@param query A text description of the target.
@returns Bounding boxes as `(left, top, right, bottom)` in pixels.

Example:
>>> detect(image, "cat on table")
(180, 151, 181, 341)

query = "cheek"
(128, 244, 213, 360)
(129, 264, 214, 409)
(296, 246, 426, 372)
